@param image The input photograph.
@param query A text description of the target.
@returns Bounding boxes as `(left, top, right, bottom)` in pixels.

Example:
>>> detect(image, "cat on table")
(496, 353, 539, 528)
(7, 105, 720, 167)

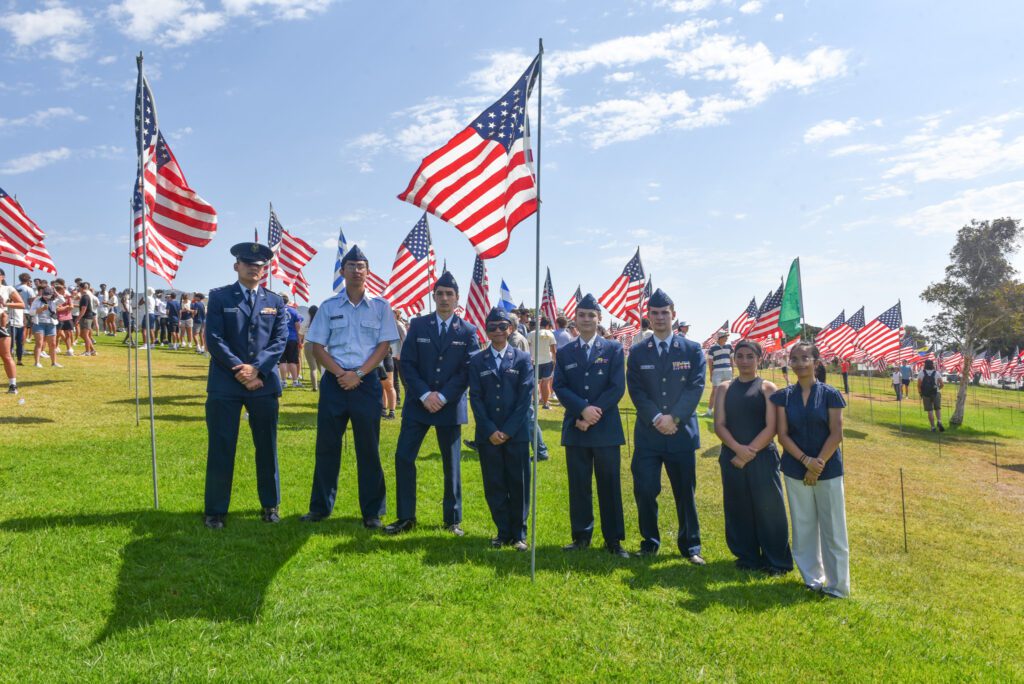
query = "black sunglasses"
(486, 323, 510, 332)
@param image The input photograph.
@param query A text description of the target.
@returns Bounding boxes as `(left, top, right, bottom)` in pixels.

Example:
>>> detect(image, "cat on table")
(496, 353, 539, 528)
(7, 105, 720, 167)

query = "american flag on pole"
(854, 302, 903, 359)
(731, 297, 758, 336)
(701, 321, 730, 350)
(384, 213, 436, 315)
(940, 351, 963, 374)
(26, 241, 57, 275)
(600, 249, 645, 325)
(266, 205, 317, 300)
(0, 187, 45, 257)
(291, 271, 311, 303)
(132, 181, 184, 284)
(563, 286, 581, 320)
(638, 279, 652, 319)
(135, 69, 216, 248)
(830, 306, 866, 359)
(464, 256, 489, 343)
(970, 352, 989, 379)
(747, 283, 784, 340)
(540, 268, 557, 322)
(398, 53, 540, 259)
(814, 310, 846, 351)
(0, 233, 30, 268)
(883, 336, 918, 364)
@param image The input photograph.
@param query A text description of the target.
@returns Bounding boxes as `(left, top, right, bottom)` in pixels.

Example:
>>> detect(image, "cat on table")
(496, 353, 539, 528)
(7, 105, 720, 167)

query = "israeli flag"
(332, 227, 347, 293)
(499, 279, 515, 312)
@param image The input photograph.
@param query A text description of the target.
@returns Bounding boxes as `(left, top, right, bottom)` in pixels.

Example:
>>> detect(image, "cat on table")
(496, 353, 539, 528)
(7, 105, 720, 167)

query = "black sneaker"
(7, 384, 16, 395)
(938, 423, 945, 432)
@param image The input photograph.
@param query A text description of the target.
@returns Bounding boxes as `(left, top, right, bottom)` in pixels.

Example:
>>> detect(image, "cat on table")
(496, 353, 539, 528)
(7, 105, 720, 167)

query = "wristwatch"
(354, 369, 365, 379)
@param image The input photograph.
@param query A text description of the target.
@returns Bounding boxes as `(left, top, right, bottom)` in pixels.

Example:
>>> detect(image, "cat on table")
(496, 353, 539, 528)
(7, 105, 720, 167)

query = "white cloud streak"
(0, 147, 73, 175)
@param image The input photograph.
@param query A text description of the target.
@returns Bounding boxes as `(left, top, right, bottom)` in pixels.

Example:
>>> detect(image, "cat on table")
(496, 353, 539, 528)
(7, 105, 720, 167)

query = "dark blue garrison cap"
(647, 288, 673, 309)
(340, 244, 369, 266)
(230, 242, 273, 266)
(434, 270, 459, 293)
(486, 307, 511, 323)
(576, 293, 601, 311)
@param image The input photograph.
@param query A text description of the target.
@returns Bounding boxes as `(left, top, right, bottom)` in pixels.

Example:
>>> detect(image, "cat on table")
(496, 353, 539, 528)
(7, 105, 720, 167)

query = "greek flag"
(332, 227, 347, 293)
(499, 279, 515, 312)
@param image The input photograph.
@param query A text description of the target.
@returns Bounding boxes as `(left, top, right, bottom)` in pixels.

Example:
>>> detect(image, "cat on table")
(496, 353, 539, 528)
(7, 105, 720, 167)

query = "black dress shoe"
(300, 512, 327, 523)
(510, 540, 529, 552)
(261, 507, 280, 523)
(384, 518, 417, 535)
(463, 439, 478, 452)
(636, 542, 659, 557)
(562, 539, 590, 552)
(363, 517, 384, 529)
(606, 543, 630, 559)
(489, 537, 505, 548)
(686, 553, 707, 566)
(204, 515, 225, 529)
(445, 523, 465, 537)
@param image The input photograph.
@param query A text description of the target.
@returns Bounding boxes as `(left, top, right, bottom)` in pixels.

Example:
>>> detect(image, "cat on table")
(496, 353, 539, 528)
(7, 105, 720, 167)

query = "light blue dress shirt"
(306, 290, 399, 369)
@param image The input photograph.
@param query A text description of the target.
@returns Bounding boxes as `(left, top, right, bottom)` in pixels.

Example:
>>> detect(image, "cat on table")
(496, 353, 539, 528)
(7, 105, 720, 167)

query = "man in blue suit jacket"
(203, 242, 289, 529)
(552, 294, 629, 558)
(626, 289, 707, 563)
(385, 271, 480, 536)
(468, 307, 534, 550)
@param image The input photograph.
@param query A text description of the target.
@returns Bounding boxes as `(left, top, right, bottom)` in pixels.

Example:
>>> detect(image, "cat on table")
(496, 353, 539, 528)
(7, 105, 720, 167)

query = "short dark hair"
(556, 316, 567, 328)
(924, 359, 935, 370)
(733, 339, 762, 357)
(641, 318, 650, 330)
(789, 341, 820, 361)
(540, 317, 552, 328)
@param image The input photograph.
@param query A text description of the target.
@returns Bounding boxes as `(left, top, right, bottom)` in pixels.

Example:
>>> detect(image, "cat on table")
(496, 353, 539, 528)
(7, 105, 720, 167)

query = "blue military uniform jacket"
(467, 345, 534, 443)
(626, 333, 706, 452)
(400, 313, 480, 425)
(553, 336, 626, 447)
(206, 283, 288, 397)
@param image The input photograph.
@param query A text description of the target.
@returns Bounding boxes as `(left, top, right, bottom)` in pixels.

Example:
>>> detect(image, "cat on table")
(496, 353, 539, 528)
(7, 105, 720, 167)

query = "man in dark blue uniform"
(552, 294, 629, 558)
(301, 245, 399, 528)
(384, 271, 480, 536)
(203, 242, 289, 529)
(626, 289, 707, 563)
(467, 308, 534, 550)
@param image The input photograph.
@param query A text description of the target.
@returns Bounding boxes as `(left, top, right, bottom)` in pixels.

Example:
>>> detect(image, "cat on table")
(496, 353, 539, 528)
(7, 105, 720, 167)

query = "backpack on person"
(920, 370, 938, 398)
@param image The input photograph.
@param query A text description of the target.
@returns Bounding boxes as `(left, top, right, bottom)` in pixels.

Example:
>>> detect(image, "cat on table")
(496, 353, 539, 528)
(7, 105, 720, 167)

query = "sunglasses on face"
(486, 323, 510, 332)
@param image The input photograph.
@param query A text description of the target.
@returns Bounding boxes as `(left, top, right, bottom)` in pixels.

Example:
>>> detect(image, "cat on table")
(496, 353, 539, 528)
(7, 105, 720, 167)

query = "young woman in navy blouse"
(770, 342, 850, 598)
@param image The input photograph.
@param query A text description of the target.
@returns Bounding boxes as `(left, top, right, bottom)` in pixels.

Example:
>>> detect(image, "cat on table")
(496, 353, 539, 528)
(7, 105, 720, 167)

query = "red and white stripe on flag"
(0, 188, 45, 257)
(366, 270, 389, 299)
(563, 287, 581, 320)
(540, 268, 558, 322)
(853, 302, 903, 359)
(26, 242, 57, 275)
(0, 232, 31, 268)
(290, 271, 311, 302)
(464, 256, 490, 343)
(271, 232, 316, 288)
(600, 250, 645, 325)
(384, 220, 436, 315)
(133, 210, 185, 285)
(142, 134, 217, 248)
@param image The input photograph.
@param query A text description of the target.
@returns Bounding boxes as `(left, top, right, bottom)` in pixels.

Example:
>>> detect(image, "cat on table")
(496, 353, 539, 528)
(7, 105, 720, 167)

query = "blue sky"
(2, 0, 1024, 338)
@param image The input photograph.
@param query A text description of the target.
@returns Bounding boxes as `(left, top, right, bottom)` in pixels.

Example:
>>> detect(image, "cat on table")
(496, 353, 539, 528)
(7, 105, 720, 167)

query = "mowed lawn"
(2, 337, 1023, 681)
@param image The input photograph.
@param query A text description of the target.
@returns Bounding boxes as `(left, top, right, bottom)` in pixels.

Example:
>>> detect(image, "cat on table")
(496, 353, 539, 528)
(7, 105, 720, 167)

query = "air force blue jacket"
(205, 283, 288, 397)
(553, 335, 626, 447)
(626, 333, 706, 452)
(400, 313, 480, 425)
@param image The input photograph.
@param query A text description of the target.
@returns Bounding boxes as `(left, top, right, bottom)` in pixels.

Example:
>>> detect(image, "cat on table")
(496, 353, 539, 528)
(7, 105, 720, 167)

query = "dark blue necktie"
(659, 341, 668, 356)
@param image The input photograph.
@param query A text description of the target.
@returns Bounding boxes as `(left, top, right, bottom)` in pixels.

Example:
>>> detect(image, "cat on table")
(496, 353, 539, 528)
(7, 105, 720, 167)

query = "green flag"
(779, 257, 802, 338)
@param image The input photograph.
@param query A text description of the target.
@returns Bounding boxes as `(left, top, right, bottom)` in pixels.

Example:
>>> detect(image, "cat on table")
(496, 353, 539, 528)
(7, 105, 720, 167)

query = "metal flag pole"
(137, 52, 159, 509)
(134, 248, 140, 426)
(797, 256, 807, 343)
(128, 199, 133, 388)
(267, 203, 274, 293)
(529, 38, 544, 582)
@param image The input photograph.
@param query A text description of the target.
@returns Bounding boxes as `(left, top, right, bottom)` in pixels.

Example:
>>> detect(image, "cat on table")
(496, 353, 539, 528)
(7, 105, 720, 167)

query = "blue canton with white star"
(468, 55, 540, 154)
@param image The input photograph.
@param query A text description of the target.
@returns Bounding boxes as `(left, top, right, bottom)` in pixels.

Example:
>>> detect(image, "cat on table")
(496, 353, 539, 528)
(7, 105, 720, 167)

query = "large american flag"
(731, 297, 758, 336)
(600, 249, 645, 325)
(0, 233, 30, 268)
(814, 310, 846, 350)
(747, 283, 784, 340)
(26, 241, 57, 275)
(701, 320, 730, 350)
(398, 54, 540, 259)
(830, 306, 866, 359)
(854, 302, 903, 359)
(135, 68, 217, 248)
(540, 268, 557, 322)
(0, 187, 45, 259)
(969, 352, 989, 378)
(940, 351, 964, 374)
(132, 181, 184, 284)
(333, 228, 388, 297)
(464, 256, 490, 343)
(883, 336, 918, 364)
(266, 205, 316, 301)
(384, 213, 436, 315)
(563, 286, 581, 320)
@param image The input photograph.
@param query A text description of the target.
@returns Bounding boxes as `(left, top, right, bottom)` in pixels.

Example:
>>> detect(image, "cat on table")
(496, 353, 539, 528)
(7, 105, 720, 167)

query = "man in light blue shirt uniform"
(300, 245, 399, 528)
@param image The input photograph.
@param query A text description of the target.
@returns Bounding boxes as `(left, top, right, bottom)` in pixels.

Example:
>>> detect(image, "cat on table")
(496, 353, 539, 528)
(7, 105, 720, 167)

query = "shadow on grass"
(844, 429, 869, 440)
(1000, 463, 1024, 474)
(0, 510, 315, 643)
(108, 394, 204, 408)
(153, 374, 206, 382)
(13, 378, 71, 388)
(0, 416, 54, 424)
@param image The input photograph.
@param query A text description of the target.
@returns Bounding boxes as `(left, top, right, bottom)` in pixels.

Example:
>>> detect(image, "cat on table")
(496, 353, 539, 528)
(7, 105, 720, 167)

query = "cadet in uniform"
(552, 294, 629, 558)
(301, 246, 399, 528)
(385, 271, 480, 536)
(203, 242, 289, 529)
(467, 308, 534, 550)
(625, 289, 707, 563)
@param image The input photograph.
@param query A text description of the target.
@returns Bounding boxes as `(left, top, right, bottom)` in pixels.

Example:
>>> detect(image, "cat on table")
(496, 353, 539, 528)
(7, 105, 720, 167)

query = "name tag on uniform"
(417, 337, 431, 343)
(224, 307, 239, 313)
(452, 340, 466, 346)
(565, 362, 578, 370)
(505, 368, 519, 375)
(673, 361, 691, 370)
(640, 364, 656, 370)
(260, 307, 277, 315)
(479, 369, 495, 377)
(330, 315, 345, 320)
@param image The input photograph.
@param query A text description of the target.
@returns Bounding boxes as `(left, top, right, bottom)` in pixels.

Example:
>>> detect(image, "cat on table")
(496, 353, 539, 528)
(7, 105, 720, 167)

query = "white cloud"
(0, 4, 90, 61)
(895, 181, 1024, 234)
(98, 55, 117, 65)
(773, 12, 784, 21)
(804, 117, 862, 144)
(222, 0, 333, 20)
(882, 112, 1024, 183)
(738, 1, 763, 15)
(168, 126, 194, 140)
(659, 0, 718, 12)
(557, 90, 695, 148)
(828, 142, 888, 157)
(0, 147, 72, 175)
(605, 71, 636, 83)
(0, 107, 85, 129)
(863, 184, 908, 201)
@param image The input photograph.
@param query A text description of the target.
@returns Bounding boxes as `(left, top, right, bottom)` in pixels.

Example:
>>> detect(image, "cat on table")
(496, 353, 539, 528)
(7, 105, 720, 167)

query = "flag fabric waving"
(266, 206, 316, 297)
(498, 279, 515, 312)
(397, 54, 540, 259)
(701, 321, 730, 350)
(814, 310, 846, 350)
(0, 233, 31, 268)
(132, 181, 185, 284)
(600, 249, 645, 325)
(464, 256, 490, 343)
(25, 241, 57, 275)
(0, 187, 45, 257)
(778, 257, 803, 337)
(747, 283, 784, 340)
(540, 268, 558, 322)
(638, 279, 653, 319)
(854, 302, 903, 359)
(384, 213, 436, 314)
(731, 297, 758, 336)
(563, 286, 582, 320)
(830, 306, 866, 359)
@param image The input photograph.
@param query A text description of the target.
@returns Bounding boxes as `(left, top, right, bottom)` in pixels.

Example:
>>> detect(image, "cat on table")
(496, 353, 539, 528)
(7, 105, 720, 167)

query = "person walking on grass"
(839, 359, 850, 394)
(30, 287, 61, 368)
(714, 339, 792, 575)
(278, 293, 302, 388)
(899, 361, 912, 398)
(918, 359, 945, 432)
(165, 292, 181, 351)
(891, 367, 903, 401)
(0, 268, 25, 394)
(771, 342, 849, 599)
(76, 283, 97, 356)
(704, 330, 733, 417)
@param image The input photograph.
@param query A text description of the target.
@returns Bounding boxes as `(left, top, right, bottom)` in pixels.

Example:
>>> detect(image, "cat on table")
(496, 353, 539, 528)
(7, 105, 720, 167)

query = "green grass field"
(3, 337, 1023, 681)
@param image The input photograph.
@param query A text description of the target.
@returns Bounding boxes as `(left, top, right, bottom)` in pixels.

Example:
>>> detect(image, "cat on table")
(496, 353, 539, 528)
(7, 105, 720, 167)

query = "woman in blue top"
(770, 341, 849, 598)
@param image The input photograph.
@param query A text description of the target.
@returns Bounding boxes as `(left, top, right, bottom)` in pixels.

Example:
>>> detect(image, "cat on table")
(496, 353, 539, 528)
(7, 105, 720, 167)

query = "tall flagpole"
(127, 199, 133, 388)
(530, 38, 544, 582)
(267, 203, 274, 293)
(137, 52, 159, 509)
(134, 243, 140, 426)
(797, 256, 806, 342)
